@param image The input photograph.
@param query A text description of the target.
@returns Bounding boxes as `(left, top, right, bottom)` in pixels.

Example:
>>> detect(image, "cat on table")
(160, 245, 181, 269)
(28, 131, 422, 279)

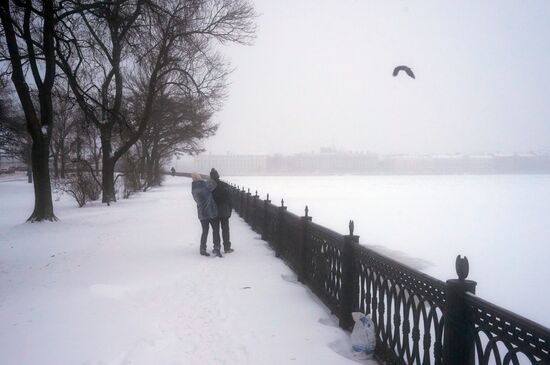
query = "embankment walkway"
(0, 177, 375, 364)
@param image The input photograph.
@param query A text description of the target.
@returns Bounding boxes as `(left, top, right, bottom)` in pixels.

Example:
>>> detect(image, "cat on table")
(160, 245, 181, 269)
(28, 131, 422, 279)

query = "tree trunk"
(139, 152, 147, 180)
(101, 159, 114, 202)
(102, 158, 115, 203)
(146, 157, 154, 187)
(153, 158, 161, 186)
(28, 136, 56, 221)
(60, 151, 66, 179)
(27, 144, 33, 184)
(53, 153, 59, 179)
(75, 133, 82, 174)
(100, 126, 117, 203)
(27, 165, 33, 183)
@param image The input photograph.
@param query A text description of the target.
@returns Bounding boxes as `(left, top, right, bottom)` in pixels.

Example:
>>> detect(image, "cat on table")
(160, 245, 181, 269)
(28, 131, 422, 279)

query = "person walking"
(209, 168, 233, 253)
(191, 172, 222, 257)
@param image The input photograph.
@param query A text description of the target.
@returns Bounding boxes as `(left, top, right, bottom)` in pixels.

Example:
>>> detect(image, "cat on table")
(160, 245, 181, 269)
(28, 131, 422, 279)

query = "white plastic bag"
(350, 312, 376, 360)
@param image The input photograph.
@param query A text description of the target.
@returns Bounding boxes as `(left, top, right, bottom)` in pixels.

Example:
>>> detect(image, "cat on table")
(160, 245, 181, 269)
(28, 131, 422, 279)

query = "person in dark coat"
(209, 168, 233, 253)
(191, 172, 222, 257)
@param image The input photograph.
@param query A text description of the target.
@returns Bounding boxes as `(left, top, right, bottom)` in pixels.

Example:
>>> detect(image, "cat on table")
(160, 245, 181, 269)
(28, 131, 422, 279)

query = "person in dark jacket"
(209, 168, 233, 253)
(191, 172, 222, 257)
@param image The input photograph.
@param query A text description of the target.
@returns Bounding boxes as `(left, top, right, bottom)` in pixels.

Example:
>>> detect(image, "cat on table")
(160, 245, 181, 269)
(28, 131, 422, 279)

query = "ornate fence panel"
(251, 194, 264, 235)
(218, 181, 550, 365)
(466, 294, 550, 365)
(303, 222, 345, 316)
(278, 210, 302, 271)
(354, 246, 447, 365)
(263, 203, 280, 248)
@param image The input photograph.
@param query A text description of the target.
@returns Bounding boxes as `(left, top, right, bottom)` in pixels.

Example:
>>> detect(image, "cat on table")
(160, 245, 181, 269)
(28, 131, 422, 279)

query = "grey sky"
(203, 0, 550, 155)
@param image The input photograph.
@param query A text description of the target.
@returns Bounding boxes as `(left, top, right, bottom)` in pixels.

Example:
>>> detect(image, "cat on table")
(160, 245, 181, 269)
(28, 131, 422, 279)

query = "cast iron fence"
(225, 182, 550, 365)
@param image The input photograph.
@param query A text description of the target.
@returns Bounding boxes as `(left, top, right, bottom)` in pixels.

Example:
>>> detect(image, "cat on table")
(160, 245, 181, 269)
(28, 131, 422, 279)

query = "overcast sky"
(203, 0, 550, 155)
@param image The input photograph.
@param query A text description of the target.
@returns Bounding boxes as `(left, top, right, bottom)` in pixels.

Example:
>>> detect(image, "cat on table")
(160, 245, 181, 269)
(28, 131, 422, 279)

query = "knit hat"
(210, 168, 220, 180)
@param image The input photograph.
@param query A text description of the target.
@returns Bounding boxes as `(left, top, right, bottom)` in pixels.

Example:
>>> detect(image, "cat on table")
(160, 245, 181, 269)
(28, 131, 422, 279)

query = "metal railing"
(226, 182, 550, 365)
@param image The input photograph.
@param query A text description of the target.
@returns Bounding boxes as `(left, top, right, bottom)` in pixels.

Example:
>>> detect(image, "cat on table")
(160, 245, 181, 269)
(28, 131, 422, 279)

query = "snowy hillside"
(0, 177, 373, 365)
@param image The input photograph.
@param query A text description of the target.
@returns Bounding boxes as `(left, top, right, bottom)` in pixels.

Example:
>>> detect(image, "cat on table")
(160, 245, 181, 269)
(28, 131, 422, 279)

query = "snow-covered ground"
(0, 172, 27, 183)
(226, 175, 550, 328)
(0, 177, 375, 365)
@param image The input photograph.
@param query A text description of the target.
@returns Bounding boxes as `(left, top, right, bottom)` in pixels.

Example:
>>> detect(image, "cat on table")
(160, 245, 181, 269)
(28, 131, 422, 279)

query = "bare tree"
(0, 0, 58, 221)
(56, 0, 256, 203)
(50, 88, 78, 179)
(135, 89, 217, 189)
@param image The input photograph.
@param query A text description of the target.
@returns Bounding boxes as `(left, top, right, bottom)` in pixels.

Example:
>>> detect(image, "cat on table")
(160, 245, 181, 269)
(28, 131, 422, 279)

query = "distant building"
(178, 150, 550, 176)
(193, 154, 268, 175)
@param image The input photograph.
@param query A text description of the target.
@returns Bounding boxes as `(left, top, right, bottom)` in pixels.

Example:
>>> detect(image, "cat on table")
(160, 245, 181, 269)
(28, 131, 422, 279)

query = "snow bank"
(0, 178, 375, 365)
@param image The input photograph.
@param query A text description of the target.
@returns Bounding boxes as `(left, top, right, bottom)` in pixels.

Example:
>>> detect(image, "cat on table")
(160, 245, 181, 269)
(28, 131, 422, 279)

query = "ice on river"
(227, 175, 550, 327)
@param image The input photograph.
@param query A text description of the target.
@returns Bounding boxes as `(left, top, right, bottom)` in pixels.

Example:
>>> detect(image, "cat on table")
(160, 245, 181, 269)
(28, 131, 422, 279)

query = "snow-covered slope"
(0, 178, 374, 365)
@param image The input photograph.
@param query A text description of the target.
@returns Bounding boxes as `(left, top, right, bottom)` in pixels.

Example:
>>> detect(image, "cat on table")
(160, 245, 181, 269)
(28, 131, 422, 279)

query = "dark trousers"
(220, 217, 231, 250)
(200, 218, 220, 251)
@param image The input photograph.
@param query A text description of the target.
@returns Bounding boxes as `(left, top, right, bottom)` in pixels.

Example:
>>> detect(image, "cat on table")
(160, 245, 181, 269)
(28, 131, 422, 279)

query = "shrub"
(55, 171, 102, 207)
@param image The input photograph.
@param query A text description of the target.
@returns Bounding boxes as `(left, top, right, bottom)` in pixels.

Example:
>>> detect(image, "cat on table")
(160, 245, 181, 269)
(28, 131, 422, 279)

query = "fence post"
(340, 220, 359, 330)
(261, 193, 271, 241)
(245, 188, 251, 222)
(237, 187, 244, 216)
(242, 188, 247, 220)
(235, 186, 239, 214)
(230, 185, 236, 212)
(252, 190, 259, 231)
(275, 199, 286, 258)
(443, 255, 477, 365)
(298, 206, 312, 284)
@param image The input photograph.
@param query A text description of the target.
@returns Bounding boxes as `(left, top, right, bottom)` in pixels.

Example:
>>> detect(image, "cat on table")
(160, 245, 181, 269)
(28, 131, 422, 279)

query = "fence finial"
(281, 198, 285, 207)
(455, 255, 469, 280)
(247, 188, 250, 194)
(267, 193, 270, 201)
(305, 205, 309, 217)
(255, 190, 258, 196)
(349, 220, 354, 236)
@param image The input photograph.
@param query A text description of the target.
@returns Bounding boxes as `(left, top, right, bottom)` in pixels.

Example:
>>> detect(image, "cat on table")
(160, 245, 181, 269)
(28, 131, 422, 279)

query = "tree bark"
(100, 129, 116, 203)
(102, 158, 116, 203)
(53, 153, 59, 179)
(28, 135, 56, 221)
(153, 157, 161, 185)
(60, 150, 66, 179)
(27, 144, 32, 184)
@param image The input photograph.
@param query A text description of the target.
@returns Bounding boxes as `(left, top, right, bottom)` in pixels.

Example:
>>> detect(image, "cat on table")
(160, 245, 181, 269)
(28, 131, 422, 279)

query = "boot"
(200, 249, 210, 257)
(212, 248, 223, 257)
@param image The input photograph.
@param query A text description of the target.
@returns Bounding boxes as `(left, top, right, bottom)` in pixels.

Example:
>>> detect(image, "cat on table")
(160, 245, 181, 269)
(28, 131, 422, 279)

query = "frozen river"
(226, 175, 550, 327)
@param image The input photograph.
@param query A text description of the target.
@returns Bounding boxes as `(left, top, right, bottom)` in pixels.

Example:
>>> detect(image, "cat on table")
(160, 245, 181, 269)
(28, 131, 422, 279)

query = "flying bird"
(393, 65, 415, 79)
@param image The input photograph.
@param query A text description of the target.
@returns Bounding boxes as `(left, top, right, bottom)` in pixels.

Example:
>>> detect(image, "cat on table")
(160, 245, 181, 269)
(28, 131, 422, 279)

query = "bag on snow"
(350, 312, 376, 359)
